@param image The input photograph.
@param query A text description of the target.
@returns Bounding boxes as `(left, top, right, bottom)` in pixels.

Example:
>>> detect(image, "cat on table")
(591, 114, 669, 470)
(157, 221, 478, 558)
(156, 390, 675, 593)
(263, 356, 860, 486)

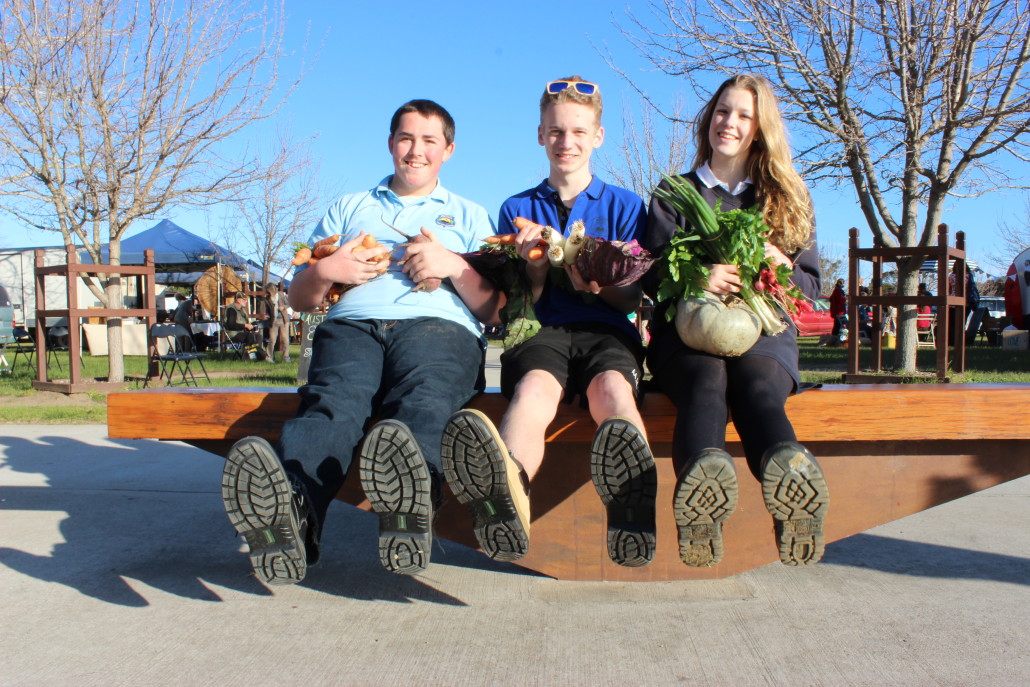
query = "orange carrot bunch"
(291, 234, 390, 305)
(484, 218, 548, 260)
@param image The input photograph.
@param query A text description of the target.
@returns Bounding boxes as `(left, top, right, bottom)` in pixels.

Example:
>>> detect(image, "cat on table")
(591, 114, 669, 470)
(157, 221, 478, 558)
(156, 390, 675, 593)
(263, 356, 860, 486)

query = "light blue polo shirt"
(298, 176, 496, 338)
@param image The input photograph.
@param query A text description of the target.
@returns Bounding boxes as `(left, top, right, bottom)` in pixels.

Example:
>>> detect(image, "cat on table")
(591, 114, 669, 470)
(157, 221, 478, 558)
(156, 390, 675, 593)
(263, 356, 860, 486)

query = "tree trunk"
(107, 238, 125, 383)
(106, 277, 125, 383)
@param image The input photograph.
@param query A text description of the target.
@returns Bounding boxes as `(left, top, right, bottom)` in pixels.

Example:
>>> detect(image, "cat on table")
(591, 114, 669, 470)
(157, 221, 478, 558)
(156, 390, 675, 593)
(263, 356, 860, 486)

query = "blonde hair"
(693, 74, 813, 253)
(539, 75, 603, 126)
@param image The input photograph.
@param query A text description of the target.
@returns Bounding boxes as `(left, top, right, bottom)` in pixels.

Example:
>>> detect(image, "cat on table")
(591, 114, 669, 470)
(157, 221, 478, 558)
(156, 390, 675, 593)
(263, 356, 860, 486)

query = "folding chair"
(917, 313, 936, 348)
(9, 338, 35, 370)
(146, 323, 210, 387)
(219, 326, 247, 360)
(46, 318, 71, 370)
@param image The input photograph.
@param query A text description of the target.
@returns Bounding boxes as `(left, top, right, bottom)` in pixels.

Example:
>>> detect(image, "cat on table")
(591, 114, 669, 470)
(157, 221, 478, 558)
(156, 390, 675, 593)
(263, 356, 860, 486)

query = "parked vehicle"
(792, 297, 834, 336)
(979, 296, 1005, 318)
(0, 284, 14, 345)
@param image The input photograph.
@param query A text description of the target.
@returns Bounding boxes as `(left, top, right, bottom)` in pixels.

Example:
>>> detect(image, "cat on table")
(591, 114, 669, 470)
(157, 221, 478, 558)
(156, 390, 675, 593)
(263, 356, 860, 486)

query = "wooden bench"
(107, 384, 1030, 581)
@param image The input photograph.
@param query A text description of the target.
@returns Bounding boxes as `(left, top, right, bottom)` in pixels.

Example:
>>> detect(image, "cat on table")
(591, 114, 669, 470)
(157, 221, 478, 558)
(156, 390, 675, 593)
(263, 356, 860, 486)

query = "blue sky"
(3, 0, 1026, 278)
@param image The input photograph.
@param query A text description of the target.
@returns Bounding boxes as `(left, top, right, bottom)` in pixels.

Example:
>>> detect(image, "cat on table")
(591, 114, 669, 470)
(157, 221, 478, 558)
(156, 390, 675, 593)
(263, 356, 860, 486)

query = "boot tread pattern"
(222, 437, 306, 585)
(590, 418, 658, 568)
(358, 421, 433, 575)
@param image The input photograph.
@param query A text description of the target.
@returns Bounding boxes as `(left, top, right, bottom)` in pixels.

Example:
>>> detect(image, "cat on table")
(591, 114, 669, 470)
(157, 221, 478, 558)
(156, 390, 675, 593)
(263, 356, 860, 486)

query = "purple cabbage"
(575, 236, 655, 287)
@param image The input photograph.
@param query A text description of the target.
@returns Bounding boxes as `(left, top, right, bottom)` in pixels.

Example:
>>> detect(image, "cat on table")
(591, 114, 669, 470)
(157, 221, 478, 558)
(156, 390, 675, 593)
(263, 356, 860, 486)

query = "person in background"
(223, 291, 264, 360)
(171, 293, 208, 351)
(829, 278, 847, 341)
(264, 283, 292, 363)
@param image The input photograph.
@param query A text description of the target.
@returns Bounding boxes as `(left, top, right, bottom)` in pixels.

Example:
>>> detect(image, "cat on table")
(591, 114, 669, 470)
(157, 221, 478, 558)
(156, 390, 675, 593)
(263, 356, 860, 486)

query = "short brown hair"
(390, 99, 456, 145)
(539, 75, 602, 125)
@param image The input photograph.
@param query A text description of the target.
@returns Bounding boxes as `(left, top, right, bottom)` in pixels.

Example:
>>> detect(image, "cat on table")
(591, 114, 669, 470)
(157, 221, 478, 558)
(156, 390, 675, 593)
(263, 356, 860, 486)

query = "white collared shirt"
(696, 162, 752, 196)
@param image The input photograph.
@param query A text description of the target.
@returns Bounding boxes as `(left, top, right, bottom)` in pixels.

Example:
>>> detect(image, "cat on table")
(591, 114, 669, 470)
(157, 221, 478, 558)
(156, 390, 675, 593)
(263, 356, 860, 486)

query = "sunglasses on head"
(545, 80, 598, 96)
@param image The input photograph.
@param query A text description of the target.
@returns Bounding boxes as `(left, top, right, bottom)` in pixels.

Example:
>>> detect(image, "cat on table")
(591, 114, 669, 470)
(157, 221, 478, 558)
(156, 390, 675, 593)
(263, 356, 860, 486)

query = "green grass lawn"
(0, 344, 303, 424)
(1, 338, 1026, 424)
(796, 336, 1030, 384)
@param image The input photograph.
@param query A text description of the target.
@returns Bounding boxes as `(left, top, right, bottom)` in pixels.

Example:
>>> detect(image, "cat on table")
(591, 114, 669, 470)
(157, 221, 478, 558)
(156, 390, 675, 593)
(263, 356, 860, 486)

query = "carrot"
(512, 216, 546, 232)
(291, 246, 312, 266)
(484, 234, 517, 245)
(527, 246, 546, 261)
(361, 234, 377, 249)
(313, 243, 340, 259)
(314, 234, 342, 248)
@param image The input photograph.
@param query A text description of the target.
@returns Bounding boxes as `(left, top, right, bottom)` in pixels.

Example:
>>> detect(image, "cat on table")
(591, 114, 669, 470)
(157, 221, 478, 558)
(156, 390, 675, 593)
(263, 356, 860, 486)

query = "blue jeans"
(278, 317, 484, 523)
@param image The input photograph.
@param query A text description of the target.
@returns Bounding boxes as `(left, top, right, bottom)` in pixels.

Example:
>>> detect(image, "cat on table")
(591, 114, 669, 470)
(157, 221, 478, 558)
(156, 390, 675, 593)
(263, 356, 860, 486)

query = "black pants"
(654, 351, 796, 480)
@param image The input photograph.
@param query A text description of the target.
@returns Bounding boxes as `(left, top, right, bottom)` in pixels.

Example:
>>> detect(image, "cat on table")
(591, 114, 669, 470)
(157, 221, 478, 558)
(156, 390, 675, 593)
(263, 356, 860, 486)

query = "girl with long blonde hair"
(643, 74, 829, 569)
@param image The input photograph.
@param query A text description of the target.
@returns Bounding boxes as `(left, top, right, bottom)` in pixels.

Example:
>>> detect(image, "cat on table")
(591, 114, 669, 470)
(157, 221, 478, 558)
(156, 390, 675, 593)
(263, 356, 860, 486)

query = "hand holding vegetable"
(291, 233, 390, 305)
(401, 227, 465, 290)
(704, 264, 742, 295)
(566, 262, 602, 295)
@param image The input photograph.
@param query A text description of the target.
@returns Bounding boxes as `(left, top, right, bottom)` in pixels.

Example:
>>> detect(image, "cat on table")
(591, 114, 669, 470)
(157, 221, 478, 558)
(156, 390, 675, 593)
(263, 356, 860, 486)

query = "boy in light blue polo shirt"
(220, 99, 501, 584)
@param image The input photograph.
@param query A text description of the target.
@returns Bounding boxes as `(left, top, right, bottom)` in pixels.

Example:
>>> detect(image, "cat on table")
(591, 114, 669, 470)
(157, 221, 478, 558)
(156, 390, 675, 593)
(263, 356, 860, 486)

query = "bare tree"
(987, 194, 1030, 271)
(0, 0, 304, 381)
(818, 246, 847, 297)
(219, 129, 331, 288)
(612, 0, 1030, 371)
(598, 96, 692, 200)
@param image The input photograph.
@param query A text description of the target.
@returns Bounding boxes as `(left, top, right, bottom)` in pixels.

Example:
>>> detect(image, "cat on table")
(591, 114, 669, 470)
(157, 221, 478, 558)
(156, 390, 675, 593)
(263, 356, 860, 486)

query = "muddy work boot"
(441, 409, 531, 562)
(222, 436, 314, 585)
(358, 420, 435, 575)
(761, 441, 830, 566)
(590, 417, 658, 567)
(672, 448, 738, 567)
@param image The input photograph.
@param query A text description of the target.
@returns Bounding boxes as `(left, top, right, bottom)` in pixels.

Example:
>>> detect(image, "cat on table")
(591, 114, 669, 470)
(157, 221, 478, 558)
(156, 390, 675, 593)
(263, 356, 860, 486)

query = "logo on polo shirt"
(435, 215, 455, 227)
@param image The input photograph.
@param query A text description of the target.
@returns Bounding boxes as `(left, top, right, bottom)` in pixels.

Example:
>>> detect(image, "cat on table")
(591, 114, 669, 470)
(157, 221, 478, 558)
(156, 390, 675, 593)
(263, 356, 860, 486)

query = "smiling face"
(538, 101, 604, 182)
(708, 86, 758, 169)
(388, 112, 454, 197)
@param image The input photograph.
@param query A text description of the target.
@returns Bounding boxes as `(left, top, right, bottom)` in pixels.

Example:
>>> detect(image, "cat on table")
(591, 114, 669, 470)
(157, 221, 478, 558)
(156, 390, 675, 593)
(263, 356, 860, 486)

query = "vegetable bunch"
(291, 234, 391, 305)
(652, 174, 806, 334)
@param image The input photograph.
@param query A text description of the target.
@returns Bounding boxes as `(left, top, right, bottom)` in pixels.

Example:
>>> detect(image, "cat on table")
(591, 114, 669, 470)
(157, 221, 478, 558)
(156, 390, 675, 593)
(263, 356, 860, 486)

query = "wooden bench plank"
(108, 384, 1030, 443)
(106, 384, 1030, 581)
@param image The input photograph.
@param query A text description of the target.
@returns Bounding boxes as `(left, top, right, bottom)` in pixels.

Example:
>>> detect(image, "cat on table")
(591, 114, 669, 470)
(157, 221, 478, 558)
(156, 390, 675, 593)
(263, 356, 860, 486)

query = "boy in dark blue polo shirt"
(441, 77, 657, 567)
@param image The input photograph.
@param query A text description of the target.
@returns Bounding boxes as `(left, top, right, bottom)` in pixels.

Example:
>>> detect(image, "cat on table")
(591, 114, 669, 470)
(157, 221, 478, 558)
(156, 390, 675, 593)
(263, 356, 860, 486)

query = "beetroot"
(574, 236, 655, 287)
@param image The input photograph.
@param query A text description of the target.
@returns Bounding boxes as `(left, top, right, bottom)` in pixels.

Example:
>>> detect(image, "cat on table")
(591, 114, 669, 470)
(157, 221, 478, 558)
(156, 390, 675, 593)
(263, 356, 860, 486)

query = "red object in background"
(1005, 246, 1029, 329)
(792, 297, 834, 336)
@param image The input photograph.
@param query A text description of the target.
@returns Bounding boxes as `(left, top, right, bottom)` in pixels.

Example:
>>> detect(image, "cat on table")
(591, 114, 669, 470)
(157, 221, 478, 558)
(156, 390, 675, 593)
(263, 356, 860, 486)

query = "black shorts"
(500, 323, 645, 401)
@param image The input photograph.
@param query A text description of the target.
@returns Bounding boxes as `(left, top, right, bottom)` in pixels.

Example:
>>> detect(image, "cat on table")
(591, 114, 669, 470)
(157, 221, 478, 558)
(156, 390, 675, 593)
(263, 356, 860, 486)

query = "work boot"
(760, 441, 830, 566)
(672, 448, 738, 567)
(441, 409, 530, 562)
(222, 436, 315, 585)
(590, 417, 657, 567)
(358, 420, 434, 575)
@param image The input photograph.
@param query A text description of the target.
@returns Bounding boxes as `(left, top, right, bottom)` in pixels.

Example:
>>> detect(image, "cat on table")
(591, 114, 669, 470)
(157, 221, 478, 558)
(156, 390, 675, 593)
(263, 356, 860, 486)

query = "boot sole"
(590, 418, 657, 567)
(358, 421, 433, 575)
(441, 409, 530, 562)
(222, 437, 306, 585)
(761, 444, 830, 566)
(673, 450, 738, 567)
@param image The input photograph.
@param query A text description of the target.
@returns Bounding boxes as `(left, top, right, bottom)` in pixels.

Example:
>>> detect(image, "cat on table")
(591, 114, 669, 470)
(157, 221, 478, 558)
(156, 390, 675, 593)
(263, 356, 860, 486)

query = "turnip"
(675, 293, 761, 357)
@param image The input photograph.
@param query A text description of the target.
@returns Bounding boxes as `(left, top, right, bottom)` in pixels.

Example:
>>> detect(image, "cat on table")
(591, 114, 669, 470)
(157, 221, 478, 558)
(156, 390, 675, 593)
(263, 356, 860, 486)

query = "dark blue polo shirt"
(497, 177, 646, 337)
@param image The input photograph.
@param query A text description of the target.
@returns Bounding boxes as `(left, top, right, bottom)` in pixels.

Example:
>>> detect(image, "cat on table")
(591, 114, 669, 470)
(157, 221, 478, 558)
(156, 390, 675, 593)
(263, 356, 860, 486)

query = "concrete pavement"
(1, 423, 1028, 686)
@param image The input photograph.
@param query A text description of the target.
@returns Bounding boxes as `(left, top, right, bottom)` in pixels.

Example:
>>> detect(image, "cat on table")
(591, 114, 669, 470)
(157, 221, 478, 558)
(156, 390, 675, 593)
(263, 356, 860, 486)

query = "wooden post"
(847, 228, 861, 375)
(33, 249, 46, 382)
(953, 231, 967, 374)
(65, 245, 83, 386)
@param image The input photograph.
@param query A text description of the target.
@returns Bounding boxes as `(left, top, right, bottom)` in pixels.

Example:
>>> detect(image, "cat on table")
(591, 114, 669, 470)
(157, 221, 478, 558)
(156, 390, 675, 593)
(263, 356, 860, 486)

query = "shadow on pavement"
(0, 433, 473, 607)
(823, 533, 1030, 586)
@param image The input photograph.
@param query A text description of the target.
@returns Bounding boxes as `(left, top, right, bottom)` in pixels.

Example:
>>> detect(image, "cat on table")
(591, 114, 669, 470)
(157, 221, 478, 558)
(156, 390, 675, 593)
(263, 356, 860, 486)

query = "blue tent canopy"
(81, 219, 250, 272)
